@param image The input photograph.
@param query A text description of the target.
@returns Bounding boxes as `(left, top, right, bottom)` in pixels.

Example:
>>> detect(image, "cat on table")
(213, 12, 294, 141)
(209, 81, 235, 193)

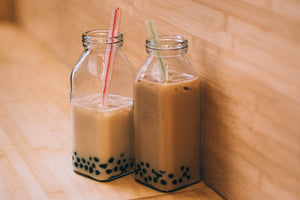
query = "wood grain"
(0, 23, 221, 200)
(2, 0, 300, 199)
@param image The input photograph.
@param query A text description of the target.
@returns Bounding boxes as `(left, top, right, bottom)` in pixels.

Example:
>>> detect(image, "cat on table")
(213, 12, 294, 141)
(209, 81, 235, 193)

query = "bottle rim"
(146, 35, 188, 50)
(82, 29, 123, 46)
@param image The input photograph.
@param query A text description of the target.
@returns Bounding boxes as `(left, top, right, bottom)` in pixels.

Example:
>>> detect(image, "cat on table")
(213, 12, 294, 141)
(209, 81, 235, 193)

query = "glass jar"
(134, 35, 201, 191)
(70, 30, 134, 181)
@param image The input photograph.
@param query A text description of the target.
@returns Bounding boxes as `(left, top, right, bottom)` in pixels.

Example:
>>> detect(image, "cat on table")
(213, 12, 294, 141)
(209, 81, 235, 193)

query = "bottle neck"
(146, 35, 188, 56)
(82, 30, 123, 50)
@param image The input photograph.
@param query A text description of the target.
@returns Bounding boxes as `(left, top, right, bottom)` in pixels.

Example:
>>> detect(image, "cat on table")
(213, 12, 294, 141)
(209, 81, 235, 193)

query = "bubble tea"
(134, 35, 201, 192)
(70, 29, 135, 181)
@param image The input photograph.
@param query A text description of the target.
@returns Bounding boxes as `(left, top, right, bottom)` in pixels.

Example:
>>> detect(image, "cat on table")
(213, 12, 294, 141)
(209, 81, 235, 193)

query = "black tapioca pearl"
(117, 160, 121, 165)
(74, 162, 78, 167)
(114, 166, 118, 172)
(108, 157, 114, 163)
(183, 86, 190, 90)
(74, 152, 77, 156)
(135, 170, 138, 174)
(80, 163, 83, 168)
(172, 179, 178, 185)
(168, 174, 174, 179)
(137, 164, 141, 170)
(181, 166, 184, 171)
(144, 177, 148, 182)
(146, 163, 150, 168)
(123, 159, 126, 163)
(156, 174, 162, 178)
(92, 163, 95, 168)
(183, 172, 187, 177)
(141, 162, 144, 166)
(89, 167, 93, 173)
(179, 178, 183, 183)
(142, 169, 147, 174)
(160, 179, 167, 185)
(120, 153, 124, 157)
(85, 165, 88, 170)
(87, 162, 90, 165)
(153, 177, 158, 183)
(76, 157, 80, 163)
(72, 156, 74, 160)
(186, 167, 190, 171)
(148, 176, 152, 181)
(119, 166, 124, 171)
(82, 158, 86, 163)
(187, 175, 191, 180)
(125, 164, 129, 169)
(159, 170, 166, 174)
(99, 164, 107, 169)
(94, 157, 99, 162)
(89, 157, 92, 160)
(106, 169, 112, 174)
(130, 162, 134, 167)
(139, 172, 143, 177)
(95, 170, 100, 175)
(151, 169, 155, 173)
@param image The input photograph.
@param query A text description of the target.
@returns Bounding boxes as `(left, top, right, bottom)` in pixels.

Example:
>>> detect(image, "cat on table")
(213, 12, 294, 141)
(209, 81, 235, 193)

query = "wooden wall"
(11, 0, 300, 199)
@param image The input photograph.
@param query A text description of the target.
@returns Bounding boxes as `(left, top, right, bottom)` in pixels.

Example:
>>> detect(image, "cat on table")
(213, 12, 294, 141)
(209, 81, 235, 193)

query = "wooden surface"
(0, 23, 222, 200)
(3, 0, 300, 199)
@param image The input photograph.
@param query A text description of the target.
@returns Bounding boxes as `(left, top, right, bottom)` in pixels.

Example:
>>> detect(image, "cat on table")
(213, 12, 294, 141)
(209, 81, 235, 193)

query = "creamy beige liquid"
(134, 72, 201, 191)
(71, 94, 134, 181)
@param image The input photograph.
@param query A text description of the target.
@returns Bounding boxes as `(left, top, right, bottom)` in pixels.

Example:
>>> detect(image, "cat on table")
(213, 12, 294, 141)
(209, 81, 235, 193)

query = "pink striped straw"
(101, 8, 122, 106)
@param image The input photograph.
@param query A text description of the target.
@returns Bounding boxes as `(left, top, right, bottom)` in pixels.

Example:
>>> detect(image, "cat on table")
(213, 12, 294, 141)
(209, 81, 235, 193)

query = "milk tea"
(71, 94, 134, 181)
(134, 72, 201, 191)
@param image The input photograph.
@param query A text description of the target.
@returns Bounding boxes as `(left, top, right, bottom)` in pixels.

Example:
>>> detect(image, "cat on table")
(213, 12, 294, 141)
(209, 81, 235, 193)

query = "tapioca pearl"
(146, 163, 150, 168)
(130, 162, 134, 168)
(141, 162, 144, 166)
(160, 179, 167, 185)
(92, 163, 95, 168)
(117, 160, 121, 165)
(82, 158, 86, 163)
(142, 168, 147, 174)
(80, 164, 83, 168)
(85, 165, 88, 170)
(125, 164, 129, 169)
(151, 169, 155, 174)
(114, 166, 118, 172)
(186, 167, 190, 172)
(148, 176, 152, 181)
(120, 153, 124, 157)
(89, 167, 93, 174)
(99, 164, 107, 169)
(159, 170, 166, 174)
(74, 162, 78, 167)
(139, 172, 143, 177)
(123, 159, 126, 163)
(144, 177, 148, 182)
(137, 164, 141, 170)
(106, 169, 112, 174)
(72, 156, 74, 160)
(172, 179, 177, 185)
(179, 178, 183, 183)
(119, 166, 124, 171)
(156, 174, 162, 178)
(95, 170, 100, 175)
(76, 158, 80, 163)
(153, 177, 158, 183)
(183, 172, 187, 177)
(135, 170, 138, 174)
(187, 175, 191, 180)
(87, 162, 90, 165)
(180, 166, 184, 171)
(94, 157, 99, 162)
(168, 174, 174, 179)
(89, 157, 92, 161)
(74, 152, 77, 156)
(108, 157, 114, 163)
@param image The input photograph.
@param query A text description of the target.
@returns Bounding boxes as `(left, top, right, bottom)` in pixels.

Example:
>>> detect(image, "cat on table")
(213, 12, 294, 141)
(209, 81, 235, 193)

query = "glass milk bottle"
(134, 35, 201, 191)
(70, 30, 134, 181)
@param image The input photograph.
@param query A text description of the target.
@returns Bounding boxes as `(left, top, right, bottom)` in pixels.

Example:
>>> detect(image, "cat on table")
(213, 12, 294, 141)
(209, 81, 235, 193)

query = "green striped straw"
(145, 20, 166, 80)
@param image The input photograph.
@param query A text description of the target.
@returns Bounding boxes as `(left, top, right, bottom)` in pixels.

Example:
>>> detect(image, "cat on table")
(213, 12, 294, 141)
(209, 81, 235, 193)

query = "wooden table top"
(0, 23, 222, 200)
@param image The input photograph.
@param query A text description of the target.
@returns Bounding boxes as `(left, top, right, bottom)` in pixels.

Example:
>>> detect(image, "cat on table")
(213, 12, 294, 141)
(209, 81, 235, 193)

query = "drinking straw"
(145, 20, 166, 79)
(101, 8, 122, 106)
